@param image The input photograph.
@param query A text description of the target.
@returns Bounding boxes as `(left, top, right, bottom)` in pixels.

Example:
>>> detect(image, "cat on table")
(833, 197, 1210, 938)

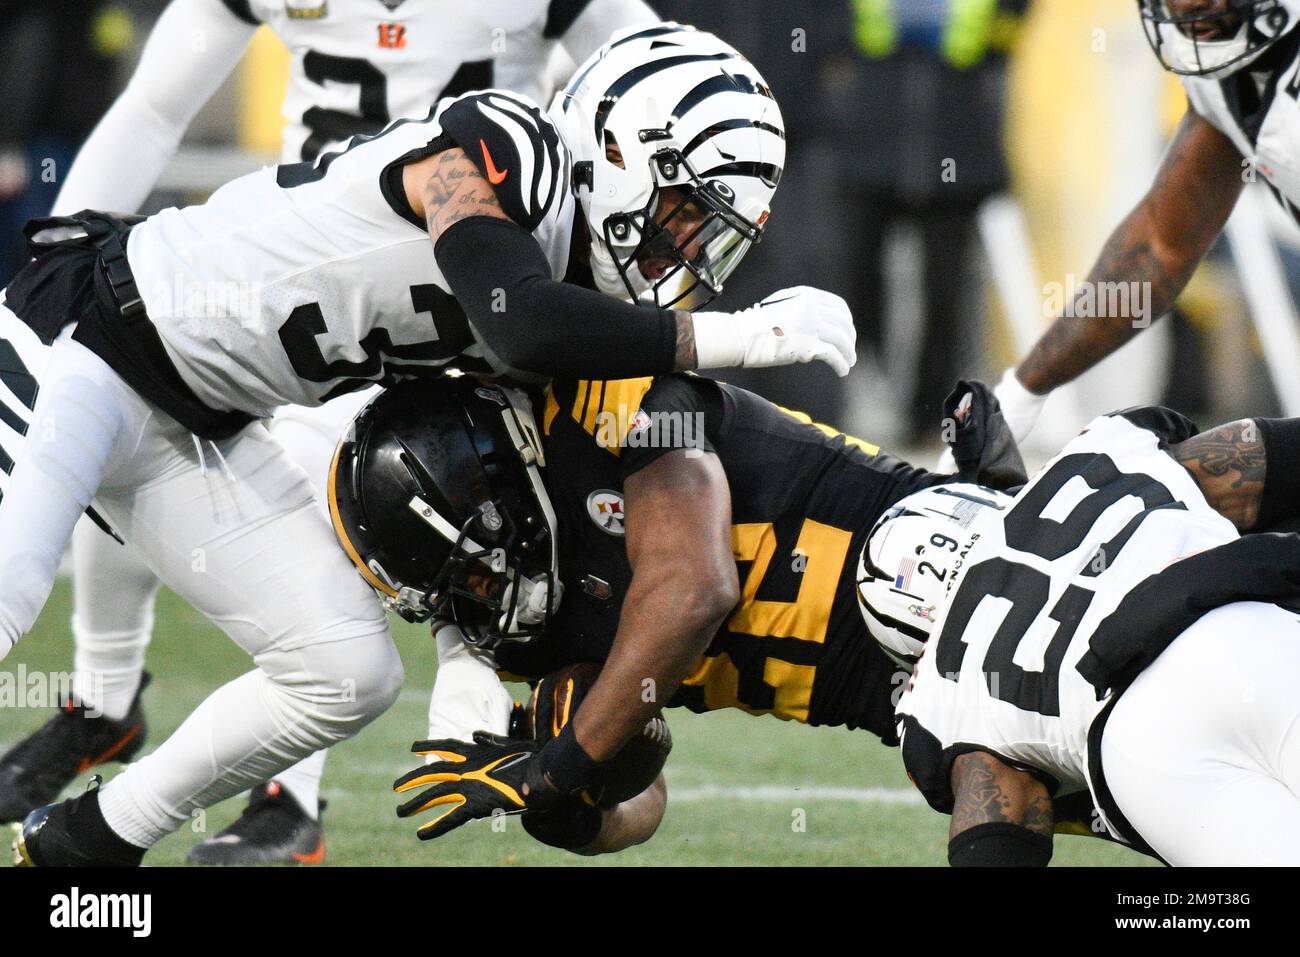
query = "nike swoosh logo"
(480, 139, 508, 185)
(760, 295, 797, 307)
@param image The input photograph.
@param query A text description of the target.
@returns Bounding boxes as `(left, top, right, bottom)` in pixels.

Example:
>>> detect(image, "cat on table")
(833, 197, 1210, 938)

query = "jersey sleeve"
(619, 375, 722, 478)
(436, 91, 569, 232)
(541, 375, 721, 476)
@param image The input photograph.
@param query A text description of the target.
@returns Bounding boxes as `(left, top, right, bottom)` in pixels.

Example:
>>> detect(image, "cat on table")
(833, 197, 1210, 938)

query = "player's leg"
(1100, 601, 1300, 865)
(84, 415, 401, 856)
(0, 331, 148, 653)
(0, 525, 157, 822)
(70, 519, 160, 720)
(0, 330, 157, 824)
(184, 389, 379, 865)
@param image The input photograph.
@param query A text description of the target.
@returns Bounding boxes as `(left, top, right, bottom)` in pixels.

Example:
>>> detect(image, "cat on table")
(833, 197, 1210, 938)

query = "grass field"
(2, 580, 1153, 866)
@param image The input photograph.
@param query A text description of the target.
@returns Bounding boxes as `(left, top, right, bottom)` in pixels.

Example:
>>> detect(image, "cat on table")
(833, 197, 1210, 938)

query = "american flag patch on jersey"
(895, 557, 917, 591)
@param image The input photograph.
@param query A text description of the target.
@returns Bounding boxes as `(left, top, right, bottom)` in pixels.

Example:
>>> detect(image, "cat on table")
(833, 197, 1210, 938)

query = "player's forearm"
(573, 567, 732, 761)
(1018, 110, 1243, 396)
(1015, 208, 1192, 395)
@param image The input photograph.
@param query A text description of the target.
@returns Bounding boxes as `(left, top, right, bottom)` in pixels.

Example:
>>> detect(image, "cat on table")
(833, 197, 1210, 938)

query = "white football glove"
(935, 367, 1048, 473)
(692, 286, 857, 377)
(992, 367, 1049, 443)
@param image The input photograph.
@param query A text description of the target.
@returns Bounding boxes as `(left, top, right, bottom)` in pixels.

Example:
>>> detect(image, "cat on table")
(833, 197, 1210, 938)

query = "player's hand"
(394, 730, 559, 840)
(992, 367, 1047, 443)
(936, 368, 1046, 473)
(692, 286, 857, 377)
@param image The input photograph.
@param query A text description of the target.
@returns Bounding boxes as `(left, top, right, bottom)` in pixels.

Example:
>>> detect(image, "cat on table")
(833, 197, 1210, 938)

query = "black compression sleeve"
(434, 216, 678, 379)
(1252, 417, 1300, 531)
(948, 822, 1053, 867)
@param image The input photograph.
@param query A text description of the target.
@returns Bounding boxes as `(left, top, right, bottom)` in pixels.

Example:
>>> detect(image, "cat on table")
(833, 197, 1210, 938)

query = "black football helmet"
(327, 377, 560, 648)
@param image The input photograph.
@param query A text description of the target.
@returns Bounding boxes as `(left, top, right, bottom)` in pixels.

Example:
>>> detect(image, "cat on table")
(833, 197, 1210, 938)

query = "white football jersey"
(1182, 35, 1300, 221)
(222, 0, 611, 162)
(895, 411, 1238, 839)
(126, 90, 574, 415)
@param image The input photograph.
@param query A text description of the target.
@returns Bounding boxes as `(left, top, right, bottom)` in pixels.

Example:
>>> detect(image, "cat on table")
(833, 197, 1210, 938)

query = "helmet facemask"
(601, 147, 765, 310)
(1138, 0, 1293, 78)
(415, 500, 559, 649)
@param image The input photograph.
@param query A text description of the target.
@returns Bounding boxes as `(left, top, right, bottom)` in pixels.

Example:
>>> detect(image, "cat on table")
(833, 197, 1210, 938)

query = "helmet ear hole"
(603, 130, 625, 169)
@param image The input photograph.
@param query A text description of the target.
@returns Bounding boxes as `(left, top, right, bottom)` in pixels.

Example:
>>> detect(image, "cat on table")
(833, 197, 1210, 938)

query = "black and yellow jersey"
(494, 374, 947, 742)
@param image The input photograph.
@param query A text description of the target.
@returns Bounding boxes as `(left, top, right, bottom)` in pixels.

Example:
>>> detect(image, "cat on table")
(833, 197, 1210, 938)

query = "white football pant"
(0, 323, 401, 848)
(1101, 600, 1300, 865)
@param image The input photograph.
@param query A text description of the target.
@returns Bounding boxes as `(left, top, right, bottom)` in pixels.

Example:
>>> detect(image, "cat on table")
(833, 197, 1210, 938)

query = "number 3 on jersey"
(278, 284, 478, 401)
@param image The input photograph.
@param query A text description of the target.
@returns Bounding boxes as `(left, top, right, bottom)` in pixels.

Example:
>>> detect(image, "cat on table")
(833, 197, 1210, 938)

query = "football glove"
(992, 367, 1048, 443)
(692, 286, 857, 377)
(394, 724, 601, 841)
(937, 367, 1045, 473)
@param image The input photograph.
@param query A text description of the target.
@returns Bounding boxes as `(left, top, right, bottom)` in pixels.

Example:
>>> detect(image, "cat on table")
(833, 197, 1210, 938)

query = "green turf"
(2, 580, 1152, 866)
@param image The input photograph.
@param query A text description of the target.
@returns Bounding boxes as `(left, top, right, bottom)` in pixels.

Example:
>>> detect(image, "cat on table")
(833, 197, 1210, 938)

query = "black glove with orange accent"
(393, 724, 602, 841)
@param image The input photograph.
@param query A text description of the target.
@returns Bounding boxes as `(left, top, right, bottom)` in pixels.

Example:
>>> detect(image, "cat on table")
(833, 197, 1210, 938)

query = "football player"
(863, 410, 1300, 865)
(964, 0, 1300, 446)
(323, 372, 1039, 852)
(7, 25, 857, 867)
(0, 0, 665, 863)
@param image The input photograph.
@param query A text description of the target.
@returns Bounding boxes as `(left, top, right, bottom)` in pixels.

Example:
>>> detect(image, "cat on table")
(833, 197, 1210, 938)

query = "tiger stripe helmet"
(549, 22, 785, 308)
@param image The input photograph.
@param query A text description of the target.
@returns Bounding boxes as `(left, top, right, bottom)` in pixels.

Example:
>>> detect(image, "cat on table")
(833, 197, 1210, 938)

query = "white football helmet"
(549, 23, 785, 308)
(857, 484, 1011, 669)
(1138, 0, 1299, 79)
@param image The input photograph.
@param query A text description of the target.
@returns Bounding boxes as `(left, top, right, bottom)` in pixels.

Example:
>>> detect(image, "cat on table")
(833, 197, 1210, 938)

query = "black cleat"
(0, 674, 150, 824)
(187, 780, 325, 866)
(13, 777, 145, 867)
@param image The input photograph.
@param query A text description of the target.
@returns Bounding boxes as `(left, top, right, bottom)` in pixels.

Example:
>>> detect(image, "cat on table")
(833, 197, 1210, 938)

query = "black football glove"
(943, 378, 1028, 491)
(394, 725, 602, 841)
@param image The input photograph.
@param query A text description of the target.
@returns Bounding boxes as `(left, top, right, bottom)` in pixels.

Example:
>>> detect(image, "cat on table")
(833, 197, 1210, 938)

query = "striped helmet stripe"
(594, 52, 738, 142)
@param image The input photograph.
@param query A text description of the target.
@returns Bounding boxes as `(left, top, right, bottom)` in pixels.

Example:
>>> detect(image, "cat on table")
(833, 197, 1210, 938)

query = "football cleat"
(0, 674, 150, 824)
(186, 780, 325, 866)
(12, 777, 146, 867)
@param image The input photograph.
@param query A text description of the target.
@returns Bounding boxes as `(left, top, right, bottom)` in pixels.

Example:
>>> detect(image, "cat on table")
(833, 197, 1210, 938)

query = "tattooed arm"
(947, 751, 1054, 866)
(1170, 420, 1265, 531)
(1016, 109, 1245, 395)
(401, 147, 698, 372)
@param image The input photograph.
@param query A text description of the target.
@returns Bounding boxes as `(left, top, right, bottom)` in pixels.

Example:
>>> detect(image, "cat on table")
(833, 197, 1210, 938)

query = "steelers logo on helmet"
(549, 23, 785, 309)
(1138, 0, 1298, 79)
(856, 484, 1011, 670)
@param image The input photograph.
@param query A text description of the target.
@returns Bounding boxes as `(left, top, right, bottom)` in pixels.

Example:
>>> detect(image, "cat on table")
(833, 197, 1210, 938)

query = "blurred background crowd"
(1, 0, 1293, 454)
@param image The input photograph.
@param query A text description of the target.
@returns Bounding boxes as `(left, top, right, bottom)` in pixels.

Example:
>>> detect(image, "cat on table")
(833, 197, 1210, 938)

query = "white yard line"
(665, 784, 923, 805)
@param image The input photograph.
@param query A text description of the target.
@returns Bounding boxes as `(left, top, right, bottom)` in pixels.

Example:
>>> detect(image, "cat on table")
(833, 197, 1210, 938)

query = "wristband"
(948, 822, 1053, 867)
(535, 721, 604, 796)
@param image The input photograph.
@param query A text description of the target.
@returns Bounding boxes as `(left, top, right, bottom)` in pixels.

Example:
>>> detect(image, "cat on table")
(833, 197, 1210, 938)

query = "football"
(525, 661, 672, 808)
